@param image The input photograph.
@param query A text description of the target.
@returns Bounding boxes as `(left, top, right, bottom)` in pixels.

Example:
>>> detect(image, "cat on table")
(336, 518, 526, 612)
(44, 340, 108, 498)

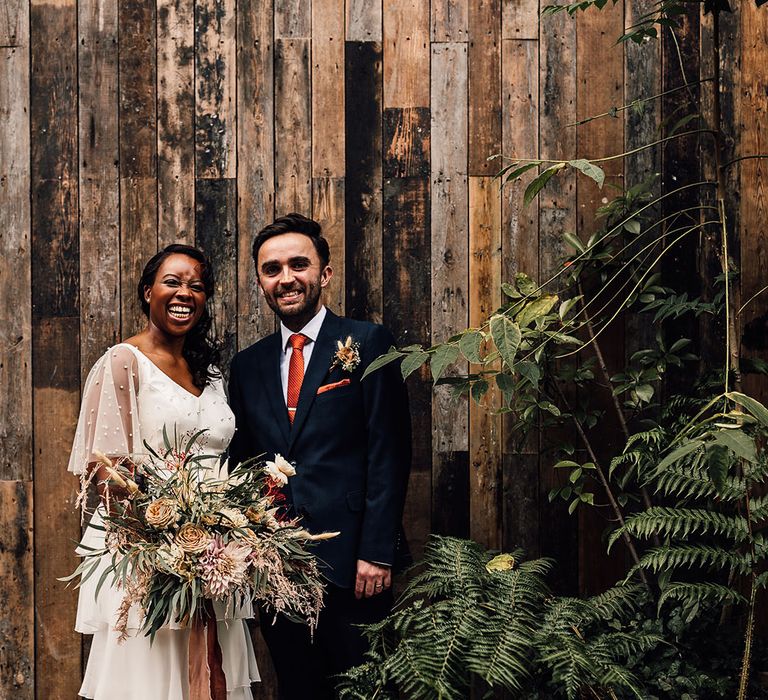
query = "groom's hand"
(355, 560, 392, 599)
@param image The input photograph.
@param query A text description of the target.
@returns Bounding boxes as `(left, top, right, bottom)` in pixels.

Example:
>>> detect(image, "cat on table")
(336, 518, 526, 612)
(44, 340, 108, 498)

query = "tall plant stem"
(552, 382, 649, 587)
(576, 281, 656, 520)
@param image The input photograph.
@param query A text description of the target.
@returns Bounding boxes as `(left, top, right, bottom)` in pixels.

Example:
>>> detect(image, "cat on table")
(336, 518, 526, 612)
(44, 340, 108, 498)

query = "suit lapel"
(257, 332, 291, 447)
(287, 310, 341, 453)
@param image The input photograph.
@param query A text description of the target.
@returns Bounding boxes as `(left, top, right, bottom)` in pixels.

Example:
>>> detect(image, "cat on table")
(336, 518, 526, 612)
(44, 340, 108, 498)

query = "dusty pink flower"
(198, 537, 252, 598)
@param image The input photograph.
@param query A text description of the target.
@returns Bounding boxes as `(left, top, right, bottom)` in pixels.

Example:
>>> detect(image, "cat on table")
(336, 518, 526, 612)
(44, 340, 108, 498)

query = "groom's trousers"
(259, 583, 393, 699)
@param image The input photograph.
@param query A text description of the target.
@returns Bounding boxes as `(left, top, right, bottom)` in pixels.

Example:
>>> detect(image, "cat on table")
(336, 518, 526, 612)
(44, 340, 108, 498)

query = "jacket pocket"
(346, 490, 364, 512)
(317, 378, 352, 395)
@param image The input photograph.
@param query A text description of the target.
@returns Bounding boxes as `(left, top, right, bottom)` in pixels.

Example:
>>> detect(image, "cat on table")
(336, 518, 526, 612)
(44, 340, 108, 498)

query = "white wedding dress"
(68, 343, 260, 700)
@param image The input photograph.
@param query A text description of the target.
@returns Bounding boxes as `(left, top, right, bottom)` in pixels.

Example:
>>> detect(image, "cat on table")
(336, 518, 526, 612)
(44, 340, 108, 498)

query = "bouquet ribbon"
(188, 603, 228, 700)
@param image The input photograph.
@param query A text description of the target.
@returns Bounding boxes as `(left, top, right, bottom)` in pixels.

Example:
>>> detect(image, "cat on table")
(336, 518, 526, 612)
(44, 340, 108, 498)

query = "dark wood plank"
(195, 179, 238, 377)
(383, 176, 431, 559)
(345, 41, 383, 323)
(195, 0, 236, 180)
(346, 0, 381, 42)
(538, 5, 578, 593)
(431, 41, 469, 538)
(383, 0, 430, 108)
(468, 0, 501, 175)
(78, 0, 120, 375)
(383, 107, 431, 179)
(0, 481, 33, 698)
(158, 0, 195, 245)
(237, 0, 276, 348)
(274, 0, 309, 38)
(469, 176, 502, 550)
(32, 318, 82, 698)
(312, 177, 345, 315)
(0, 10, 31, 483)
(274, 37, 311, 215)
(431, 0, 467, 42)
(501, 38, 540, 555)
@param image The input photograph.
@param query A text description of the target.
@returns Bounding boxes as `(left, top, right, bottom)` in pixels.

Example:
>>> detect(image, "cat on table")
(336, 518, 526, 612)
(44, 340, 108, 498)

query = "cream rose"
(145, 498, 180, 529)
(174, 523, 211, 554)
(265, 454, 296, 485)
(219, 507, 249, 528)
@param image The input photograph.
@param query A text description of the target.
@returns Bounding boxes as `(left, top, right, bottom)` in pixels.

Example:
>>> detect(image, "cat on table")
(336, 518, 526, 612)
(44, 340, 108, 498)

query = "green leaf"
(726, 391, 768, 426)
(516, 360, 540, 388)
(656, 439, 704, 473)
(490, 314, 522, 369)
(400, 351, 429, 380)
(569, 467, 583, 483)
(498, 161, 541, 184)
(539, 401, 561, 417)
(459, 330, 484, 363)
(568, 158, 605, 188)
(515, 273, 538, 298)
(431, 344, 461, 384)
(516, 294, 559, 328)
(495, 372, 516, 403)
(471, 379, 489, 402)
(634, 383, 655, 403)
(523, 162, 566, 207)
(563, 231, 585, 254)
(501, 282, 521, 299)
(624, 219, 642, 234)
(554, 460, 580, 469)
(568, 498, 580, 515)
(362, 348, 403, 380)
(713, 429, 757, 463)
(706, 444, 730, 494)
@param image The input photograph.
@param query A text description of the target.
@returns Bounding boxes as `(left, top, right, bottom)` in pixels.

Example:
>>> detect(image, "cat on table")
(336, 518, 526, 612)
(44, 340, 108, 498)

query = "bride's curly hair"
(138, 244, 221, 389)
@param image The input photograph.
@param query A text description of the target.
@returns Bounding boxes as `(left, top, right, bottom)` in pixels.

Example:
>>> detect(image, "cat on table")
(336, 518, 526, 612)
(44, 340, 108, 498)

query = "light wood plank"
(275, 0, 310, 38)
(237, 0, 276, 348)
(312, 177, 345, 315)
(275, 38, 312, 215)
(79, 0, 120, 376)
(431, 0, 467, 42)
(383, 0, 430, 108)
(0, 31, 31, 482)
(431, 41, 469, 536)
(502, 0, 538, 40)
(196, 0, 237, 180)
(469, 176, 502, 550)
(312, 0, 345, 177)
(0, 481, 33, 698)
(345, 0, 381, 42)
(157, 0, 195, 244)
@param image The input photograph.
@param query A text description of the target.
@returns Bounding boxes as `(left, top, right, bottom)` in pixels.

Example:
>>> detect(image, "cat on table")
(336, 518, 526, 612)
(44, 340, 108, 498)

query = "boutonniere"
(330, 336, 361, 373)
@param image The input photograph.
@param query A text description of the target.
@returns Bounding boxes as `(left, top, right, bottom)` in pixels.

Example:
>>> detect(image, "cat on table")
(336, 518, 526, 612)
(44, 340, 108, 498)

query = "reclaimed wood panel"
(0, 481, 33, 698)
(383, 0, 430, 108)
(157, 0, 195, 245)
(0, 0, 24, 45)
(345, 41, 383, 323)
(312, 177, 345, 315)
(79, 0, 120, 375)
(503, 0, 538, 40)
(431, 0, 467, 42)
(274, 0, 309, 38)
(468, 0, 501, 176)
(0, 9, 31, 483)
(237, 0, 276, 348)
(196, 0, 237, 180)
(431, 41, 469, 538)
(469, 176, 502, 549)
(345, 0, 381, 42)
(501, 38, 540, 556)
(274, 37, 312, 215)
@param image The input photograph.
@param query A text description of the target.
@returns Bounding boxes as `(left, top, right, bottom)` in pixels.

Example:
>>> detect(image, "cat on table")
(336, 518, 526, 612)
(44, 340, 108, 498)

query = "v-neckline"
(120, 343, 206, 399)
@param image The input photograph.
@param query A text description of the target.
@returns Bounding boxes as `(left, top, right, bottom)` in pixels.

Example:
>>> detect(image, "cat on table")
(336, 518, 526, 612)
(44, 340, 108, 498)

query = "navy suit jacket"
(228, 310, 411, 588)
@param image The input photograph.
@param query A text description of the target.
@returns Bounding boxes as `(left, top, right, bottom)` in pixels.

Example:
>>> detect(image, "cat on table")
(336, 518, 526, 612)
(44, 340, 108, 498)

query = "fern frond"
(587, 584, 647, 620)
(609, 507, 750, 550)
(654, 464, 746, 502)
(658, 581, 746, 612)
(748, 492, 768, 522)
(632, 543, 753, 576)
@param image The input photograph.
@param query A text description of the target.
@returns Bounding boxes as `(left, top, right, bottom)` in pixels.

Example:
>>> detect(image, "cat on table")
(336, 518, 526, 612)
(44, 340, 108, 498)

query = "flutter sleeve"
(67, 344, 143, 474)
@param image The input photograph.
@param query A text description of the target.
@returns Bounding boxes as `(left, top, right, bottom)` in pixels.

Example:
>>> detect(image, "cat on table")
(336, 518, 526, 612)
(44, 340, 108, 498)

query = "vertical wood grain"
(503, 0, 538, 40)
(345, 40, 383, 323)
(0, 8, 31, 483)
(345, 0, 381, 42)
(0, 0, 24, 45)
(0, 481, 33, 698)
(312, 0, 345, 314)
(468, 0, 501, 176)
(196, 0, 237, 180)
(274, 37, 312, 214)
(383, 0, 430, 108)
(275, 0, 310, 39)
(501, 38, 540, 556)
(431, 0, 467, 42)
(119, 0, 157, 335)
(431, 41, 469, 537)
(469, 176, 502, 550)
(79, 0, 120, 375)
(157, 0, 194, 245)
(237, 0, 276, 347)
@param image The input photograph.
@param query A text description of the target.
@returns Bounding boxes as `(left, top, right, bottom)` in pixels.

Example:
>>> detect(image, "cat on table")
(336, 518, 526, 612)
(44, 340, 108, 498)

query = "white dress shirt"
(279, 305, 327, 405)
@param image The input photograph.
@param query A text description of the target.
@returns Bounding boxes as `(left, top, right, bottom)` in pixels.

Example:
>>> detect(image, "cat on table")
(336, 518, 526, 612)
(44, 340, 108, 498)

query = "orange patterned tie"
(287, 333, 308, 424)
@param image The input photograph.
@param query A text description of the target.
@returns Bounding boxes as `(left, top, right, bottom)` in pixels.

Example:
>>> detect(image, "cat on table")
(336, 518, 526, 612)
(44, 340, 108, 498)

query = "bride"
(68, 244, 260, 699)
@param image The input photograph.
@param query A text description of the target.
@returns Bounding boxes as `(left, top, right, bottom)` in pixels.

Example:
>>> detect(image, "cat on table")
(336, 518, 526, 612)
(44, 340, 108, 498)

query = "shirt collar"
(280, 305, 327, 351)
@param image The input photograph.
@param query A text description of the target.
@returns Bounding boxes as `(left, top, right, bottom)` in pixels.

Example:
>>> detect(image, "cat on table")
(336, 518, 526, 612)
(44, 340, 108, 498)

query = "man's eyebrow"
(260, 256, 311, 270)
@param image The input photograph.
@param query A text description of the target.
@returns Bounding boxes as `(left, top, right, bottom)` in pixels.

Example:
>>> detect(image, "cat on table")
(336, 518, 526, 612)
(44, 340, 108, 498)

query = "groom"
(228, 213, 411, 699)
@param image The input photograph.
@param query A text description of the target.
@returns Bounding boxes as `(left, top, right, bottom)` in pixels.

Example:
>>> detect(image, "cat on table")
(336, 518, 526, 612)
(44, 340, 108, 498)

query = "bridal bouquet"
(66, 428, 333, 641)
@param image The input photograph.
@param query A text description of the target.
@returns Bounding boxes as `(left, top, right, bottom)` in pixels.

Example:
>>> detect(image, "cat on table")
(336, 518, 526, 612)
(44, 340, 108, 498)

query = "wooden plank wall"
(1, 0, 766, 696)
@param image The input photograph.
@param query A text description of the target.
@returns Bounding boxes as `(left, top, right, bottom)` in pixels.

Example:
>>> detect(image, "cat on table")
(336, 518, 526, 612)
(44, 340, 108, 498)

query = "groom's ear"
(320, 265, 333, 288)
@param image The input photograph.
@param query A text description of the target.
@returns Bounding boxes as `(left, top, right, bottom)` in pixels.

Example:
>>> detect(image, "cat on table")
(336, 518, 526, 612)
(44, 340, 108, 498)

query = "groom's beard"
(265, 279, 322, 325)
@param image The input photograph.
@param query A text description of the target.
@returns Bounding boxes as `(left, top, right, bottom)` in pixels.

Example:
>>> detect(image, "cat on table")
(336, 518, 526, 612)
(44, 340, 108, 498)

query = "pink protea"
(198, 536, 252, 598)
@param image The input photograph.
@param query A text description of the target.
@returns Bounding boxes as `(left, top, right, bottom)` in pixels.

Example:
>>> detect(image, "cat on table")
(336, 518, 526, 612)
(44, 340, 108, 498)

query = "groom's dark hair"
(252, 213, 331, 270)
